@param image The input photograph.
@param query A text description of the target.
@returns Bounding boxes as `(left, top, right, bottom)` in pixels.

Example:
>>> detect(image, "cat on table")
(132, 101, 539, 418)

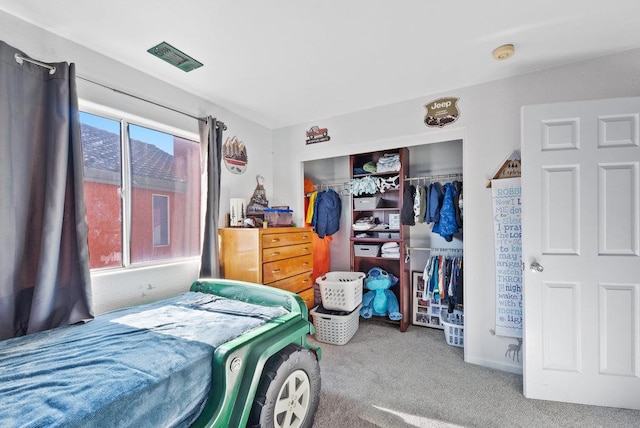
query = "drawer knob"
(271, 252, 281, 256)
(271, 238, 280, 242)
(302, 235, 309, 239)
(302, 262, 309, 266)
(302, 247, 309, 251)
(271, 269, 281, 274)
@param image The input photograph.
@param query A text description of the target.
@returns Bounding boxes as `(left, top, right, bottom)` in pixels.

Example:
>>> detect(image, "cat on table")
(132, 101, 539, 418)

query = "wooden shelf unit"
(349, 148, 410, 332)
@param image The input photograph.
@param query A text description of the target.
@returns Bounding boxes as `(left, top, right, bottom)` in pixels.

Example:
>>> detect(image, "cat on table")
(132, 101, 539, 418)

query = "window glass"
(79, 112, 200, 269)
(128, 124, 200, 264)
(80, 112, 123, 269)
(152, 195, 170, 246)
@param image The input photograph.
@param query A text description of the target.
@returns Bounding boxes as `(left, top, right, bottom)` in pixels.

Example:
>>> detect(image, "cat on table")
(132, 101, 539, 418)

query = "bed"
(0, 279, 321, 427)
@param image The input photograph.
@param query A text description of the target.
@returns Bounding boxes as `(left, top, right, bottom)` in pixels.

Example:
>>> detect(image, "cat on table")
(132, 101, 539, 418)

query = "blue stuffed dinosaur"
(360, 267, 402, 320)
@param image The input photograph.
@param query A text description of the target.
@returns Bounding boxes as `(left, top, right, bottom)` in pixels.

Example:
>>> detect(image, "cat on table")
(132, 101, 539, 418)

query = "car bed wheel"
(248, 344, 320, 428)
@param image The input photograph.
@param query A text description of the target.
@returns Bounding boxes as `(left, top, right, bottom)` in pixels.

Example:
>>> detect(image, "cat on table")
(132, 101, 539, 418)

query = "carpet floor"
(309, 319, 640, 428)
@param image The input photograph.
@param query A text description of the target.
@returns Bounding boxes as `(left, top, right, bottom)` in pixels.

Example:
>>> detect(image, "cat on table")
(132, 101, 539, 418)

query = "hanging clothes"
(401, 184, 416, 225)
(432, 183, 459, 242)
(421, 254, 463, 311)
(425, 182, 444, 224)
(304, 178, 332, 286)
(453, 180, 463, 228)
(413, 185, 422, 224)
(418, 185, 427, 223)
(314, 189, 341, 238)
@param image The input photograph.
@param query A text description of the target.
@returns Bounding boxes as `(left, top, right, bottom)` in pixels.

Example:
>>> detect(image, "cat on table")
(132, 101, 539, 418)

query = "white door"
(522, 97, 640, 409)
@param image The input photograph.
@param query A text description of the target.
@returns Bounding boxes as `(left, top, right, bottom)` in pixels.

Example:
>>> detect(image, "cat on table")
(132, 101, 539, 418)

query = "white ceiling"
(2, 1, 640, 129)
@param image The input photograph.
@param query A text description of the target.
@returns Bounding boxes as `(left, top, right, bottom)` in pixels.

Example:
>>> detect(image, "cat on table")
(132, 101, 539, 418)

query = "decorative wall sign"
(486, 150, 521, 188)
(305, 125, 330, 144)
(491, 177, 523, 338)
(222, 136, 248, 174)
(247, 175, 269, 214)
(424, 97, 460, 128)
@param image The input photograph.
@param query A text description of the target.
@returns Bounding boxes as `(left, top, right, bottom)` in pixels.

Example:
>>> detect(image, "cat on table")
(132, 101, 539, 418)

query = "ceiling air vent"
(147, 41, 203, 72)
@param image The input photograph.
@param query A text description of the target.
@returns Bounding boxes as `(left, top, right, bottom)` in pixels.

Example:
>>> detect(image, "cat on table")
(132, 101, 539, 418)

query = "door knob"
(530, 261, 544, 273)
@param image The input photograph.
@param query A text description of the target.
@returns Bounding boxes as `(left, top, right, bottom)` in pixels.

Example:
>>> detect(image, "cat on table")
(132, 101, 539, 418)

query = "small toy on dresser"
(360, 267, 402, 321)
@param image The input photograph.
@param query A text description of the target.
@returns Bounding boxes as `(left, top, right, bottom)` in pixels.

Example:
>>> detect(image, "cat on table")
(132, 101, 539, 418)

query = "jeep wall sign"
(305, 125, 330, 145)
(424, 97, 460, 128)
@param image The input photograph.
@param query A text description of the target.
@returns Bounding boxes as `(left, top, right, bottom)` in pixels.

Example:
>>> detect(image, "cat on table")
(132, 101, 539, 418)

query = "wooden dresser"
(218, 227, 315, 309)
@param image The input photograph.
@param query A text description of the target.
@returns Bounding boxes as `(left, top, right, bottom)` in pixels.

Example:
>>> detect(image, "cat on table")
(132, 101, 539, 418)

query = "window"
(80, 111, 200, 269)
(152, 195, 169, 247)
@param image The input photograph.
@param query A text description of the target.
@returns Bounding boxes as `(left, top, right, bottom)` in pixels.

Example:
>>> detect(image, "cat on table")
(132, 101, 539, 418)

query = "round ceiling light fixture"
(493, 44, 515, 61)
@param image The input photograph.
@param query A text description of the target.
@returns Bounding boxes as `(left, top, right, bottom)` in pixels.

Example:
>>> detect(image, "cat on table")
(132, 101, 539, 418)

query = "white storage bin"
(354, 244, 380, 257)
(353, 196, 380, 210)
(310, 305, 361, 345)
(317, 271, 365, 312)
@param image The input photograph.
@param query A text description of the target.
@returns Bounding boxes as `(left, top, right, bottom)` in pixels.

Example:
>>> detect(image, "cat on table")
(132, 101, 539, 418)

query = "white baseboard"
(464, 355, 523, 375)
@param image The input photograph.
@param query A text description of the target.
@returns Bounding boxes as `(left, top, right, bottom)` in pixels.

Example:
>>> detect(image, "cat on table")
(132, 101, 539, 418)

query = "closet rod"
(14, 53, 56, 74)
(406, 247, 463, 252)
(319, 181, 350, 189)
(404, 173, 462, 182)
(404, 246, 463, 262)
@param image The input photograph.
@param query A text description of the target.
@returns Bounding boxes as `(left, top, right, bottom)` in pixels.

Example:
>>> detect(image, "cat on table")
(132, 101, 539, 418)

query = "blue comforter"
(0, 292, 287, 427)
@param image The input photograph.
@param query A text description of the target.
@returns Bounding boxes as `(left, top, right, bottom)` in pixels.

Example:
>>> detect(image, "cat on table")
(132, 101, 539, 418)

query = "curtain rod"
(77, 76, 227, 130)
(14, 53, 56, 75)
(13, 50, 227, 130)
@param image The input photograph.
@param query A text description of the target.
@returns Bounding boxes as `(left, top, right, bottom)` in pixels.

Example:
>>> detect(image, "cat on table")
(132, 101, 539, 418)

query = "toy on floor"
(360, 267, 402, 320)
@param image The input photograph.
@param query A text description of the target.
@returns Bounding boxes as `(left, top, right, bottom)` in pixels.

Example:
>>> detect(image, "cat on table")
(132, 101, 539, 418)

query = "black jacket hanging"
(401, 184, 416, 225)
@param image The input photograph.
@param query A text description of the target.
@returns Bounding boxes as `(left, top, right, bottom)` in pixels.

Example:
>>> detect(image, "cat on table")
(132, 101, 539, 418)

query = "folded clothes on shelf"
(376, 153, 401, 173)
(380, 242, 400, 258)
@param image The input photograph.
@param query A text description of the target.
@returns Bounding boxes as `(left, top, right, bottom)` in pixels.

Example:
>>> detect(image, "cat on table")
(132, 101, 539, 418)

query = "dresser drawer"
(262, 231, 312, 249)
(269, 272, 314, 294)
(298, 288, 316, 309)
(263, 254, 313, 284)
(262, 243, 312, 263)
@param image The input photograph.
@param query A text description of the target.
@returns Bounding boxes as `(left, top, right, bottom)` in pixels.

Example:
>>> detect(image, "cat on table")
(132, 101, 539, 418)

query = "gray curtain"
(0, 41, 93, 340)
(199, 116, 224, 278)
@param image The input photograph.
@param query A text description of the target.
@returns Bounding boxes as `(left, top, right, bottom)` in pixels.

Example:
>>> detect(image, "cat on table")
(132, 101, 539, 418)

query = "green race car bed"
(0, 279, 321, 428)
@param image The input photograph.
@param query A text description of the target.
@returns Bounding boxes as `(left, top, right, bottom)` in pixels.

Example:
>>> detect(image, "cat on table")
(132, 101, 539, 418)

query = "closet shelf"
(350, 237, 402, 243)
(352, 171, 401, 178)
(353, 206, 400, 212)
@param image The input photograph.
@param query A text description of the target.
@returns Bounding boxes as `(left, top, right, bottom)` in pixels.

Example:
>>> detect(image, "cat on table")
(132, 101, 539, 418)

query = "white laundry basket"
(441, 310, 464, 348)
(310, 305, 361, 346)
(316, 271, 365, 312)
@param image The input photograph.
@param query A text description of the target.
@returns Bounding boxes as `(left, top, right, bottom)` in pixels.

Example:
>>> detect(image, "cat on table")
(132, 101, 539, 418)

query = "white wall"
(273, 48, 640, 374)
(0, 10, 274, 314)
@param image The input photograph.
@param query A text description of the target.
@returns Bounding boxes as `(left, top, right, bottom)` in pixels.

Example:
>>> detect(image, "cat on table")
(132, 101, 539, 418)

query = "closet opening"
(302, 137, 464, 336)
